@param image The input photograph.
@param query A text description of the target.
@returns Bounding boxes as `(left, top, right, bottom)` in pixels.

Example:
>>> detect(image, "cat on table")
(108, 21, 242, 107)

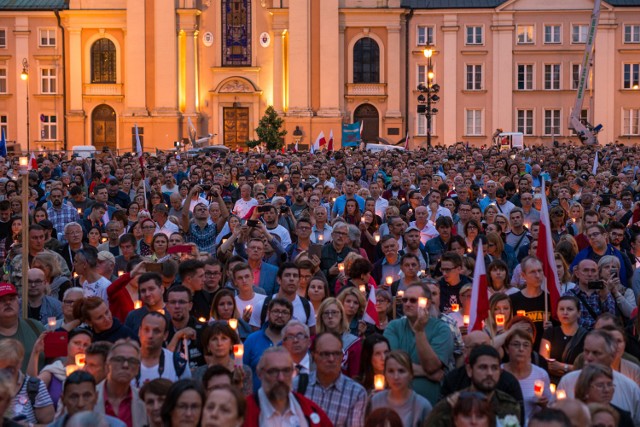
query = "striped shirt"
(186, 221, 217, 255)
(303, 372, 367, 427)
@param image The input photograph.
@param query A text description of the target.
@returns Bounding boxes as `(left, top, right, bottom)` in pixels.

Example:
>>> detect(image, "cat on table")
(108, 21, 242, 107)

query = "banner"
(342, 122, 361, 147)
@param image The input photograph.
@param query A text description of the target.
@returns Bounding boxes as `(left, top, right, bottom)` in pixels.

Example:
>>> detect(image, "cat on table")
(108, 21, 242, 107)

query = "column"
(272, 29, 285, 114)
(386, 25, 402, 118)
(491, 14, 514, 137)
(68, 28, 83, 113)
(14, 17, 29, 151)
(287, 0, 312, 116)
(318, 0, 341, 117)
(153, 0, 178, 115)
(442, 15, 458, 145)
(124, 0, 148, 116)
(178, 8, 200, 117)
(594, 22, 616, 145)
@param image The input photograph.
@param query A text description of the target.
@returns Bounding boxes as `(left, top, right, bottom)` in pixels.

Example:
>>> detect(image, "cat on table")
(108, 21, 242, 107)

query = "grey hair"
(256, 346, 292, 372)
(66, 411, 109, 427)
(63, 222, 83, 234)
(271, 196, 286, 206)
(282, 319, 310, 338)
(63, 287, 84, 299)
(347, 224, 361, 243)
(586, 329, 617, 357)
(597, 255, 620, 270)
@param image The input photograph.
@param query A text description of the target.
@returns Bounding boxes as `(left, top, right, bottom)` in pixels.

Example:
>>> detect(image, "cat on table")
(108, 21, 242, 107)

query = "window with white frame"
(40, 68, 57, 94)
(516, 110, 534, 135)
(0, 30, 5, 48)
(466, 64, 483, 90)
(572, 64, 582, 90)
(0, 115, 7, 139)
(544, 25, 561, 44)
(517, 25, 534, 44)
(570, 110, 589, 135)
(465, 110, 483, 136)
(623, 63, 640, 89)
(0, 68, 6, 94)
(517, 64, 533, 90)
(417, 26, 434, 46)
(572, 24, 588, 43)
(466, 26, 483, 45)
(624, 25, 640, 43)
(624, 109, 640, 135)
(417, 114, 436, 136)
(544, 109, 561, 136)
(418, 65, 426, 86)
(40, 115, 57, 140)
(38, 29, 56, 47)
(544, 64, 561, 90)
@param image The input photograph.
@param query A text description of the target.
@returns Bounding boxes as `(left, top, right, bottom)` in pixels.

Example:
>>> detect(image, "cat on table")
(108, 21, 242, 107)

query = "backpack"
(259, 295, 311, 327)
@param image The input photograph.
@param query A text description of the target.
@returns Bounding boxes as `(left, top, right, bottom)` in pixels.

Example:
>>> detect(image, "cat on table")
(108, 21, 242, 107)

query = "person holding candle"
(371, 235, 402, 287)
(426, 282, 465, 369)
(337, 287, 367, 337)
(124, 272, 167, 335)
(360, 208, 381, 260)
(341, 256, 374, 296)
(208, 288, 252, 341)
(438, 251, 472, 314)
(485, 293, 513, 341)
(501, 329, 551, 422)
(367, 350, 433, 427)
(357, 334, 390, 392)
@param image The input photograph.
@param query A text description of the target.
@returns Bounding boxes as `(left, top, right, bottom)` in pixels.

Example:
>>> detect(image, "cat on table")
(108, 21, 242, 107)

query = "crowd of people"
(0, 141, 638, 427)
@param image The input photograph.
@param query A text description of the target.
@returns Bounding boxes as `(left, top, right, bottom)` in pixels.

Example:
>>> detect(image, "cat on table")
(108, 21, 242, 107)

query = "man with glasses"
(98, 220, 123, 257)
(320, 222, 355, 294)
(286, 218, 320, 261)
(26, 267, 62, 325)
(384, 283, 453, 405)
(244, 298, 293, 392)
(57, 222, 87, 272)
(95, 339, 148, 427)
(565, 259, 615, 331)
(571, 224, 631, 286)
(244, 346, 332, 427)
(164, 285, 206, 370)
(438, 252, 471, 313)
(301, 332, 367, 427)
(519, 192, 540, 224)
(281, 320, 312, 375)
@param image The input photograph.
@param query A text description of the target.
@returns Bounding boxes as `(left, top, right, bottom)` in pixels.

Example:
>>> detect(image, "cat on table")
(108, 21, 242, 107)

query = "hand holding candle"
(463, 315, 470, 326)
(233, 344, 244, 367)
(48, 317, 57, 330)
(359, 284, 366, 294)
(337, 263, 345, 273)
(418, 297, 428, 308)
(228, 318, 238, 330)
(75, 353, 86, 368)
(534, 380, 544, 397)
(495, 314, 505, 326)
(385, 276, 393, 286)
(374, 374, 385, 391)
(134, 300, 142, 309)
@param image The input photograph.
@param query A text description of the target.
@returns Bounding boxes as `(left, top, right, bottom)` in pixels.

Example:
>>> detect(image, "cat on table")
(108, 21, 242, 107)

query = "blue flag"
(0, 129, 6, 158)
(342, 122, 361, 147)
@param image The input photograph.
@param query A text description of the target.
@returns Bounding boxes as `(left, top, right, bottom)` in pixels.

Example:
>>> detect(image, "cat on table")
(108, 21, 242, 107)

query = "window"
(0, 116, 7, 139)
(0, 68, 6, 94)
(572, 24, 588, 43)
(40, 115, 57, 140)
(544, 25, 561, 44)
(466, 64, 482, 90)
(624, 109, 640, 135)
(417, 65, 427, 86)
(91, 38, 116, 83)
(38, 29, 56, 47)
(353, 37, 380, 84)
(465, 110, 482, 136)
(544, 109, 561, 136)
(417, 114, 436, 136)
(572, 64, 582, 90)
(517, 25, 534, 44)
(517, 64, 533, 90)
(466, 26, 483, 45)
(544, 64, 561, 90)
(623, 64, 640, 89)
(417, 26, 434, 46)
(40, 68, 57, 94)
(221, 0, 251, 66)
(570, 109, 589, 136)
(624, 25, 640, 43)
(517, 110, 534, 135)
(0, 30, 5, 48)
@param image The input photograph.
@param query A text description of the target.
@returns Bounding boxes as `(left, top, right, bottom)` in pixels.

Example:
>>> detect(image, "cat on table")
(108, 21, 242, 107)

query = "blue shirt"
(570, 244, 629, 286)
(243, 328, 278, 392)
(331, 195, 365, 217)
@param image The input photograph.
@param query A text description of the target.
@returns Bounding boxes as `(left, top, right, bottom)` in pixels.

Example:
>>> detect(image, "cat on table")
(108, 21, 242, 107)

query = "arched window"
(91, 38, 116, 83)
(353, 37, 380, 84)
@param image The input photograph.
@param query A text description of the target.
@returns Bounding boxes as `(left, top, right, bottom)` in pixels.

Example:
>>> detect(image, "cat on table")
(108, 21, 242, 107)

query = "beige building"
(0, 0, 638, 152)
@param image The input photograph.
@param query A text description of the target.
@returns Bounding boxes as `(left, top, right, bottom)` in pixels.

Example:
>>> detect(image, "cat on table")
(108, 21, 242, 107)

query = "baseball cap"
(405, 225, 421, 233)
(97, 251, 116, 264)
(0, 283, 17, 298)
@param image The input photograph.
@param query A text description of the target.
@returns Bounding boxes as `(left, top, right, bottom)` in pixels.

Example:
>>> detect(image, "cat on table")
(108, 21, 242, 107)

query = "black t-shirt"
(541, 326, 585, 365)
(439, 275, 472, 312)
(509, 290, 552, 349)
(27, 305, 42, 322)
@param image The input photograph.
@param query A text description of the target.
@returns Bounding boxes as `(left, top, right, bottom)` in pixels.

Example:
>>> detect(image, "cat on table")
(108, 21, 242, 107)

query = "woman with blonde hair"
(598, 255, 636, 320)
(316, 297, 362, 378)
(32, 251, 69, 300)
(337, 286, 367, 336)
(486, 232, 517, 276)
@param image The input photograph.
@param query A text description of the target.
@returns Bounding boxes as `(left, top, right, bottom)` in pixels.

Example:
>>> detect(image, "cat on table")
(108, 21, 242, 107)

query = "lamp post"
(20, 59, 30, 153)
(417, 47, 440, 149)
(18, 156, 29, 318)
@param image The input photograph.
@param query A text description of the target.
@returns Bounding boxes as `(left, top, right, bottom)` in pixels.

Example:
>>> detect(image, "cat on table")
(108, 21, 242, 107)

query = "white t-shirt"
(235, 293, 267, 317)
(233, 198, 258, 219)
(266, 224, 292, 249)
(82, 276, 111, 306)
(136, 348, 192, 386)
(249, 295, 316, 329)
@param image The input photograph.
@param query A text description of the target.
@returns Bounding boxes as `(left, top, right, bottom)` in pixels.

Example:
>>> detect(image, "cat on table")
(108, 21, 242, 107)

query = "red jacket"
(242, 391, 333, 427)
(107, 272, 135, 323)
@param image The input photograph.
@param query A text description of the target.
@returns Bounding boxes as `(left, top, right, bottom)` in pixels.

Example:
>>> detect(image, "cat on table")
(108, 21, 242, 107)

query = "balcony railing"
(83, 84, 123, 97)
(346, 83, 386, 96)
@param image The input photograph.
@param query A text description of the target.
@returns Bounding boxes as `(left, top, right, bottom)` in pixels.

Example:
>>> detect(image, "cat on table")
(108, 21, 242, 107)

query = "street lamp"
(20, 59, 30, 153)
(417, 47, 440, 148)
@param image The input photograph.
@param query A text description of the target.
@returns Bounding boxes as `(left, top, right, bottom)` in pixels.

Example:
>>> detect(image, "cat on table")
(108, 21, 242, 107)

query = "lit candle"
(198, 317, 207, 323)
(374, 374, 385, 391)
(318, 234, 324, 242)
(556, 390, 567, 400)
(374, 234, 380, 243)
(222, 239, 227, 245)
(228, 318, 238, 330)
(418, 297, 428, 308)
(77, 208, 82, 215)
(101, 237, 107, 243)
(157, 309, 165, 315)
(359, 284, 366, 294)
(545, 343, 550, 355)
(495, 314, 505, 326)
(245, 304, 253, 313)
(48, 317, 57, 330)
(450, 303, 459, 312)
(338, 263, 344, 273)
(385, 276, 393, 286)
(463, 315, 470, 326)
(73, 272, 78, 279)
(134, 300, 142, 309)
(534, 380, 544, 397)
(75, 353, 86, 368)
(550, 384, 556, 395)
(233, 344, 244, 366)
(332, 197, 336, 202)
(117, 270, 124, 276)
(516, 310, 526, 317)
(397, 290, 404, 302)
(66, 365, 79, 376)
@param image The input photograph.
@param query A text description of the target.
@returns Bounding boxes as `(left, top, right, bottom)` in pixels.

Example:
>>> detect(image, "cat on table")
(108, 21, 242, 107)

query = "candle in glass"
(374, 374, 385, 391)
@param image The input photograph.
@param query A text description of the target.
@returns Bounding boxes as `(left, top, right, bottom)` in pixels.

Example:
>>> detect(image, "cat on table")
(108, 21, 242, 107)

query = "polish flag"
(28, 153, 37, 171)
(328, 130, 334, 151)
(469, 244, 489, 332)
(536, 179, 562, 320)
(404, 131, 410, 150)
(362, 283, 381, 328)
(135, 124, 144, 178)
(317, 131, 327, 148)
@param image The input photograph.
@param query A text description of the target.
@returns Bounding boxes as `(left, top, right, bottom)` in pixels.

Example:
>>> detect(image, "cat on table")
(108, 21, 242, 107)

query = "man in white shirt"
(263, 205, 292, 249)
(75, 247, 111, 305)
(152, 203, 179, 237)
(233, 184, 258, 219)
(232, 263, 266, 323)
(369, 182, 388, 220)
(410, 206, 439, 246)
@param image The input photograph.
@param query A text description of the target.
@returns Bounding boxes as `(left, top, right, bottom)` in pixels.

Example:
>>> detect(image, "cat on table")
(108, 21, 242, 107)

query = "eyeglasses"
(109, 356, 141, 367)
(204, 271, 221, 277)
(333, 231, 348, 236)
(167, 299, 190, 306)
(440, 267, 458, 273)
(587, 232, 603, 239)
(262, 367, 294, 378)
(28, 280, 44, 286)
(322, 310, 341, 318)
(270, 309, 291, 317)
(401, 297, 419, 304)
(315, 351, 343, 360)
(591, 381, 615, 391)
(283, 333, 309, 342)
(63, 299, 80, 306)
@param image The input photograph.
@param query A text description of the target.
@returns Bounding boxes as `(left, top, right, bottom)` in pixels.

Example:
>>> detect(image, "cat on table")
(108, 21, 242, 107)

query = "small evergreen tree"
(246, 106, 287, 150)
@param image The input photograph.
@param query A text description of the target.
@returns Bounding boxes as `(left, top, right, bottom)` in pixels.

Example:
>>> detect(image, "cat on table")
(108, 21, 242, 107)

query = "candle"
(534, 380, 544, 397)
(222, 239, 227, 245)
(516, 310, 526, 317)
(495, 314, 505, 326)
(47, 317, 57, 330)
(233, 344, 244, 366)
(75, 353, 86, 368)
(359, 284, 366, 294)
(134, 300, 142, 309)
(66, 365, 79, 376)
(228, 318, 238, 330)
(385, 276, 393, 286)
(556, 390, 567, 400)
(73, 272, 78, 279)
(374, 234, 380, 243)
(338, 263, 344, 273)
(332, 197, 336, 202)
(77, 208, 82, 215)
(157, 309, 165, 315)
(245, 304, 252, 313)
(467, 247, 472, 253)
(374, 374, 385, 391)
(198, 317, 207, 323)
(318, 234, 324, 242)
(550, 384, 556, 395)
(117, 270, 124, 276)
(545, 343, 550, 355)
(463, 315, 470, 326)
(450, 303, 459, 312)
(418, 297, 428, 308)
(101, 237, 108, 243)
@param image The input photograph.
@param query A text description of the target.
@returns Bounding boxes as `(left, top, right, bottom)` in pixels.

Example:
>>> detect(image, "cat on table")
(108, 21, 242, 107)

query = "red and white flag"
(315, 131, 326, 149)
(404, 131, 410, 150)
(328, 130, 334, 151)
(469, 244, 489, 332)
(536, 179, 562, 320)
(28, 153, 37, 171)
(362, 283, 381, 328)
(135, 124, 144, 178)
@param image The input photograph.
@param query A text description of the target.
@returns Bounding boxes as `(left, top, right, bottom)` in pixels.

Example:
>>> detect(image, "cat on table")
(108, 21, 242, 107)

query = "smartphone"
(168, 245, 194, 255)
(258, 205, 271, 213)
(144, 262, 163, 273)
(44, 331, 68, 358)
(309, 245, 322, 259)
(587, 280, 605, 290)
(611, 269, 618, 280)
(247, 219, 259, 227)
